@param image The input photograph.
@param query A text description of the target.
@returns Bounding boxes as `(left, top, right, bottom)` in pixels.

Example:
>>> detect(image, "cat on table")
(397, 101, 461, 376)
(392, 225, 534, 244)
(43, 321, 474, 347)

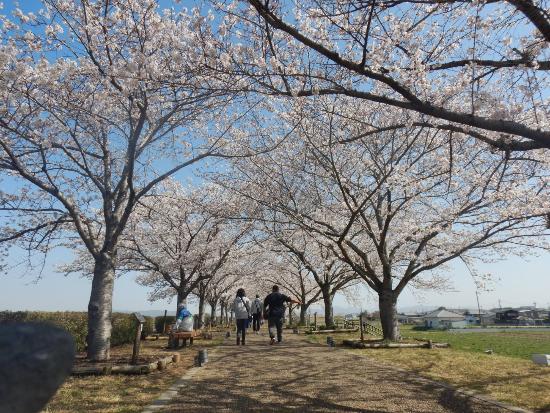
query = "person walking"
(263, 285, 301, 345)
(231, 288, 251, 345)
(250, 294, 263, 334)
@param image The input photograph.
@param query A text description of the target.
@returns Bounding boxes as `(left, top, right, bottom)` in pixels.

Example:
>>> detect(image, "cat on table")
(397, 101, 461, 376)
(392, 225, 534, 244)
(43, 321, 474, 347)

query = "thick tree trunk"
(176, 290, 187, 314)
(379, 290, 400, 341)
(321, 288, 334, 328)
(87, 252, 116, 361)
(299, 304, 307, 325)
(197, 294, 205, 328)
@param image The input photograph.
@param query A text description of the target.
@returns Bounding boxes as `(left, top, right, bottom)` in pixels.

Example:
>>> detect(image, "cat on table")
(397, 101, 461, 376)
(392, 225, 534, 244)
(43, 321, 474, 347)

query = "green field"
(398, 325, 550, 360)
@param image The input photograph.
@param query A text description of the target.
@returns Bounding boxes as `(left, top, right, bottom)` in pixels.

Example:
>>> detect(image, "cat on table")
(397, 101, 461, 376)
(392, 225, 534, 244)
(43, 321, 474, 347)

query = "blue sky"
(2, 246, 549, 314)
(1, 0, 549, 315)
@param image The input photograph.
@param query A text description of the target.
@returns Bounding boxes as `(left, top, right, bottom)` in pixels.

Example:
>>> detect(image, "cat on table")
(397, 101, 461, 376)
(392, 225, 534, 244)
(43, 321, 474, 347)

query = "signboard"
(133, 312, 146, 324)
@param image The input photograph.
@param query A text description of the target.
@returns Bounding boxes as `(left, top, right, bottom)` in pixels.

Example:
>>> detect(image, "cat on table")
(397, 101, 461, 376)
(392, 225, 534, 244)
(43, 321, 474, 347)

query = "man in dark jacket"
(263, 285, 301, 344)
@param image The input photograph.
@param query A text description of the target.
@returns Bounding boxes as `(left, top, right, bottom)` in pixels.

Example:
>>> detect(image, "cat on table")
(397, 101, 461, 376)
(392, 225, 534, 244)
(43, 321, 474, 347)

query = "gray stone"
(532, 354, 550, 366)
(0, 323, 75, 413)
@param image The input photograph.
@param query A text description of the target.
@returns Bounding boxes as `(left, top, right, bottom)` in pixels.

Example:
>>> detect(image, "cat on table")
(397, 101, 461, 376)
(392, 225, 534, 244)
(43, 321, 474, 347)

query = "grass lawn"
(400, 325, 550, 360)
(308, 330, 550, 412)
(44, 334, 224, 413)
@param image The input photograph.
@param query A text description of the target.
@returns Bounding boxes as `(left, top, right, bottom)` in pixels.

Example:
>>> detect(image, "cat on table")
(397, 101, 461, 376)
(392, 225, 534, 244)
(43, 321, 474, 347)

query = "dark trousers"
(252, 313, 261, 331)
(268, 317, 284, 342)
(236, 319, 247, 344)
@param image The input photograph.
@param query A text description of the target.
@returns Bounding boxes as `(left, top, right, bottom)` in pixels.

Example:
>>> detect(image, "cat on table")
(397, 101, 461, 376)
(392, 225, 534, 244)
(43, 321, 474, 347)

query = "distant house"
(517, 309, 549, 325)
(495, 309, 519, 324)
(424, 308, 467, 329)
(397, 313, 424, 325)
(464, 311, 496, 325)
(464, 313, 479, 324)
(481, 312, 497, 325)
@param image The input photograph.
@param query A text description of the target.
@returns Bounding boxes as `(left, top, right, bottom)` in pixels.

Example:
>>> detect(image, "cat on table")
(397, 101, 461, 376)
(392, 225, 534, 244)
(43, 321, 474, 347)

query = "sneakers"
(270, 338, 275, 345)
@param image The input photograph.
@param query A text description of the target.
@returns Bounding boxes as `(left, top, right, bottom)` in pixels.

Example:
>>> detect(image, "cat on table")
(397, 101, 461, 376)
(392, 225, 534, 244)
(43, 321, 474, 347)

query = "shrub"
(154, 315, 176, 333)
(0, 311, 88, 351)
(142, 316, 155, 338)
(0, 311, 151, 352)
(110, 313, 135, 347)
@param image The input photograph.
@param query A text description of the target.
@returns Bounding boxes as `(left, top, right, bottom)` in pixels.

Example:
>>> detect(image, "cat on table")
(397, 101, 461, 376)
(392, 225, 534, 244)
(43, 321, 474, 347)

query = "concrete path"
(148, 332, 515, 413)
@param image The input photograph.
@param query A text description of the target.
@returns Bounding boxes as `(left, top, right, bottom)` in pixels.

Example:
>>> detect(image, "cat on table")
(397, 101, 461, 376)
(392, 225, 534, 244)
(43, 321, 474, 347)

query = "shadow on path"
(157, 332, 509, 412)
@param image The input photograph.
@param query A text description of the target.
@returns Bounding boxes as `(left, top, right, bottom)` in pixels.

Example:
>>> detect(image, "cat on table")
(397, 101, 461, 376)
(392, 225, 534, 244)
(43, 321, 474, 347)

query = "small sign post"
(132, 312, 145, 365)
(162, 309, 168, 334)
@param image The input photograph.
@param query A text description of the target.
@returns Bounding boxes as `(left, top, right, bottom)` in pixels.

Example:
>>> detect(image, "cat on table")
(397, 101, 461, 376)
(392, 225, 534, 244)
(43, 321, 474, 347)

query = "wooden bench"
(168, 330, 199, 349)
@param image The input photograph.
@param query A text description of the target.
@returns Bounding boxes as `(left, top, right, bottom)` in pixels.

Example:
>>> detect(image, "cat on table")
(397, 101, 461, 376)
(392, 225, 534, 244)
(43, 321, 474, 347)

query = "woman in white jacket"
(231, 288, 251, 345)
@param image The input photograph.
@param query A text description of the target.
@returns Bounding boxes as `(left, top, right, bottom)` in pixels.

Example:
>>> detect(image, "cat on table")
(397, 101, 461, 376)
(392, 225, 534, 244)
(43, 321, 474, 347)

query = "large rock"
(0, 323, 75, 413)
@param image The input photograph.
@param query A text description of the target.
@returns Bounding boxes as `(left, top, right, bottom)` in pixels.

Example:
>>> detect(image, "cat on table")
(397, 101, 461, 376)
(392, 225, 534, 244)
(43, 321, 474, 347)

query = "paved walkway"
(146, 332, 515, 413)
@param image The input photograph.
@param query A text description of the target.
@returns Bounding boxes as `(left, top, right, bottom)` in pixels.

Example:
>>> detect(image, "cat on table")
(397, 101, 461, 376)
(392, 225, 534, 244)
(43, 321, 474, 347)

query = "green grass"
(309, 323, 550, 359)
(399, 325, 550, 359)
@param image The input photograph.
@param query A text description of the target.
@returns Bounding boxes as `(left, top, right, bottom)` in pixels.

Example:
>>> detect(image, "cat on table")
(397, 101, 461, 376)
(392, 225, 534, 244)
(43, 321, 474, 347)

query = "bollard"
(198, 349, 208, 366)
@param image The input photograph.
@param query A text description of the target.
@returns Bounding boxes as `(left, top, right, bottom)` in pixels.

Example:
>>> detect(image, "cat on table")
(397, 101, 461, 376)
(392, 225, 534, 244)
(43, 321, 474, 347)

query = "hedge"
(0, 311, 154, 352)
(154, 315, 176, 333)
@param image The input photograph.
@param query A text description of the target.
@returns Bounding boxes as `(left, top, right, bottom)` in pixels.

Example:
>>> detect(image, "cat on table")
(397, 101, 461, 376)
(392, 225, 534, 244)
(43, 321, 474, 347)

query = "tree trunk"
(379, 289, 400, 341)
(299, 304, 307, 325)
(321, 287, 334, 328)
(176, 290, 187, 314)
(87, 252, 116, 361)
(210, 300, 217, 326)
(198, 294, 205, 328)
(288, 304, 294, 325)
(220, 303, 225, 325)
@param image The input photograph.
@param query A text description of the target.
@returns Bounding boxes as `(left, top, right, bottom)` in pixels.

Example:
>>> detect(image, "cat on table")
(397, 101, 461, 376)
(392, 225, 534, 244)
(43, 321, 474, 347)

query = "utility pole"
(476, 290, 482, 327)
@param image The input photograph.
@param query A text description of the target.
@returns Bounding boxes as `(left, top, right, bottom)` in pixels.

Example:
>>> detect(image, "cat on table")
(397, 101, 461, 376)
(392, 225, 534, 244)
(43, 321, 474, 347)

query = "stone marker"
(532, 354, 550, 366)
(0, 323, 75, 413)
(198, 349, 208, 366)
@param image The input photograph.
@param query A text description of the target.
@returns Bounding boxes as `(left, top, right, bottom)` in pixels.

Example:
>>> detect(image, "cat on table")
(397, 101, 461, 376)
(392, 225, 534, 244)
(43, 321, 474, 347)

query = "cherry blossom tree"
(256, 228, 358, 327)
(213, 0, 550, 151)
(198, 257, 241, 326)
(224, 95, 550, 340)
(252, 246, 321, 325)
(191, 243, 264, 324)
(0, 1, 263, 360)
(120, 181, 247, 317)
(274, 236, 358, 328)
